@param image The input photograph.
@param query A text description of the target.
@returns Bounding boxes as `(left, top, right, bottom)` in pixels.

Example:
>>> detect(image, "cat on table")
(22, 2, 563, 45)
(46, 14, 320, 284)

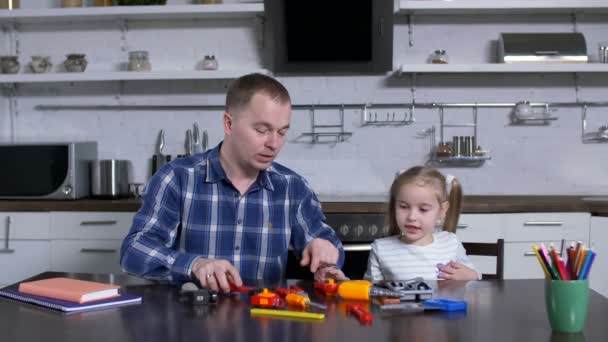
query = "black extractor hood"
(264, 0, 394, 74)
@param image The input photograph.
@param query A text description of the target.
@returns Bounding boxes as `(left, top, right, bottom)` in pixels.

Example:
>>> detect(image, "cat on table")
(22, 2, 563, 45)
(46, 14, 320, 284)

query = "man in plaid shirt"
(121, 73, 344, 291)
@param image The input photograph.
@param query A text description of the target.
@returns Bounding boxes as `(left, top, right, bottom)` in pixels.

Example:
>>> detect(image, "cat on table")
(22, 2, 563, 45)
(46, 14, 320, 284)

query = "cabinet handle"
(523, 221, 564, 227)
(80, 248, 117, 254)
(1, 216, 15, 254)
(456, 224, 469, 229)
(80, 220, 118, 226)
(343, 244, 372, 252)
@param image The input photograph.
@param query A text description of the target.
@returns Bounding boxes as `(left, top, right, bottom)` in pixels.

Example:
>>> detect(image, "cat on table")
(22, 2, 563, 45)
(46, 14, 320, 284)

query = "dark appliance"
(264, 0, 394, 74)
(286, 212, 391, 280)
(0, 142, 97, 199)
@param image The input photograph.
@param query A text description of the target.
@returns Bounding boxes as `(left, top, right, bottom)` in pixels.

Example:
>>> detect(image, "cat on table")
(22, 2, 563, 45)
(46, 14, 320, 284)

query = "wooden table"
(1, 272, 607, 342)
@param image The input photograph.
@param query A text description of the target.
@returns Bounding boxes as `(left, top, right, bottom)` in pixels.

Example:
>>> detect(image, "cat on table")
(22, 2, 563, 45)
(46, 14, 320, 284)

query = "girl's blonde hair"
(387, 166, 462, 235)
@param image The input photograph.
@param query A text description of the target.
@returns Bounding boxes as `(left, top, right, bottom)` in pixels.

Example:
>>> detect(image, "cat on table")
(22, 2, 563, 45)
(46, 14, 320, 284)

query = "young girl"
(364, 166, 480, 281)
(316, 166, 479, 282)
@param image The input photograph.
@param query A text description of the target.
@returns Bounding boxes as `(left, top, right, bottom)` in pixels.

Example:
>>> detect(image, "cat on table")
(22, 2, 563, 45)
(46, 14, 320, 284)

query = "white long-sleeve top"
(364, 231, 481, 281)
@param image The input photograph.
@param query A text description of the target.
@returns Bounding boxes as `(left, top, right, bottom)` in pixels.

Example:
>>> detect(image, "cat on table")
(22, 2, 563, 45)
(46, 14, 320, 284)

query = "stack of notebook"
(0, 277, 142, 313)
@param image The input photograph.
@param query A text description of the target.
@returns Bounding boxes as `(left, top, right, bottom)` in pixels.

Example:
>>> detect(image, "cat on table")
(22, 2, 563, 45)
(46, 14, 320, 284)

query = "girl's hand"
(437, 260, 479, 281)
(314, 265, 349, 282)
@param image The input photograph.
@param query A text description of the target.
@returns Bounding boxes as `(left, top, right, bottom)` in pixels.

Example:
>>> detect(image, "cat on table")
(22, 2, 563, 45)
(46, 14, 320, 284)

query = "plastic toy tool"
(250, 289, 285, 308)
(380, 298, 468, 316)
(338, 280, 402, 301)
(314, 278, 340, 295)
(346, 304, 373, 324)
(285, 293, 327, 311)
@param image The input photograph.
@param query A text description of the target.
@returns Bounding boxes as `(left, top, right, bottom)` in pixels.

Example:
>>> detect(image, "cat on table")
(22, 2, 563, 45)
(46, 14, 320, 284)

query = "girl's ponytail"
(443, 177, 462, 233)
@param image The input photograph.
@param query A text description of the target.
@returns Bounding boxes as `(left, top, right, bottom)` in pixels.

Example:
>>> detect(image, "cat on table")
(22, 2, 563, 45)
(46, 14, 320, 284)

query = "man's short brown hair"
(225, 73, 291, 115)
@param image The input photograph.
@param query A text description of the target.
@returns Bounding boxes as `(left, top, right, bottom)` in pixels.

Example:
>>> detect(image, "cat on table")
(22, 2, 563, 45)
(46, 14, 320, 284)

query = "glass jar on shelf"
(128, 51, 151, 72)
(64, 53, 88, 73)
(0, 55, 20, 74)
(202, 55, 218, 70)
(430, 49, 449, 64)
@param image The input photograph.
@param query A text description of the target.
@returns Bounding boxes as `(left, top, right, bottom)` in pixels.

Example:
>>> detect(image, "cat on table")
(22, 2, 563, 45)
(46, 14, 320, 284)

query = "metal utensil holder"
(510, 103, 558, 125)
(430, 105, 491, 166)
(362, 103, 416, 126)
(300, 105, 353, 144)
(581, 105, 608, 143)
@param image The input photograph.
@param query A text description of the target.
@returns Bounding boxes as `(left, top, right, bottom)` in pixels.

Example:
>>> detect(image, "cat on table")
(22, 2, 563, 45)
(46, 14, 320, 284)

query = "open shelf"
(0, 4, 264, 24)
(398, 0, 608, 15)
(0, 69, 269, 83)
(398, 63, 608, 74)
(434, 155, 491, 163)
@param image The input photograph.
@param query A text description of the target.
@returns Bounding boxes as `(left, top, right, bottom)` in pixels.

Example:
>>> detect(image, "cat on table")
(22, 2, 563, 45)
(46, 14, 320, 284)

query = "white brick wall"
(2, 1, 608, 196)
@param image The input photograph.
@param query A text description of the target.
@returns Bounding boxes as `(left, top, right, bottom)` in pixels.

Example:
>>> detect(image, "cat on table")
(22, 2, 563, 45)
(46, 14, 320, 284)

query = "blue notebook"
(0, 287, 142, 313)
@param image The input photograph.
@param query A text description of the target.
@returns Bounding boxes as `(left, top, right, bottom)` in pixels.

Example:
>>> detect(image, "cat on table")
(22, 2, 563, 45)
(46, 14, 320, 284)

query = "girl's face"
(395, 181, 448, 246)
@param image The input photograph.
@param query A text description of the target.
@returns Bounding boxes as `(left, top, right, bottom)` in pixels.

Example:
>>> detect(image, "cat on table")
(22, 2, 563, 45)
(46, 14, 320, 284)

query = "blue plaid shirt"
(120, 143, 344, 283)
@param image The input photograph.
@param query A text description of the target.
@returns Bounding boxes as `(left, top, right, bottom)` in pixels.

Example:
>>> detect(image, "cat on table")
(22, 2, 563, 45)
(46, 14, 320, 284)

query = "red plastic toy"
(314, 278, 339, 296)
(346, 303, 373, 324)
(229, 283, 257, 295)
(275, 284, 305, 297)
(250, 288, 285, 308)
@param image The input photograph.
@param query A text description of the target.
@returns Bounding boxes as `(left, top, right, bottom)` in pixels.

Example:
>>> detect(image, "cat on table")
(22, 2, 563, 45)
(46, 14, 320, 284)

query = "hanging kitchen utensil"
(192, 123, 202, 153)
(202, 130, 208, 151)
(154, 129, 166, 173)
(185, 129, 193, 156)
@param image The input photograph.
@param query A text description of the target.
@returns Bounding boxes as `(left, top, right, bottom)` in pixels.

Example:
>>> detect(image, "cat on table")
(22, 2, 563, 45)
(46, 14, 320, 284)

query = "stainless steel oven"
(0, 142, 97, 199)
(287, 212, 390, 279)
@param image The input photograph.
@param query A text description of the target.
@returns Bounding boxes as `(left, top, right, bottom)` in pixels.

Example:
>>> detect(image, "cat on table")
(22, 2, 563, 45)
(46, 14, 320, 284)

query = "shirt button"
(237, 219, 243, 224)
(235, 246, 240, 250)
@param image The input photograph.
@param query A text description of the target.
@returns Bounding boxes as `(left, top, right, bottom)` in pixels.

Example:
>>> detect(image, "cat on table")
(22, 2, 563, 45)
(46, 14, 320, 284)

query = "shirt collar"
(206, 142, 275, 192)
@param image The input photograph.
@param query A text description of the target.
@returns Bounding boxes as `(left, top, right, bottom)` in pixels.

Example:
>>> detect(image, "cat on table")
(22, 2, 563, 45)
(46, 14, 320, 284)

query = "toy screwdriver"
(285, 293, 327, 310)
(337, 280, 403, 301)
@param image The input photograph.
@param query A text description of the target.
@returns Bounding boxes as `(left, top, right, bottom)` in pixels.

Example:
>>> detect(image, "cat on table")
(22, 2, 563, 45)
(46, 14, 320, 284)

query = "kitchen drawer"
(0, 212, 50, 240)
(50, 212, 134, 240)
(502, 213, 589, 242)
(503, 241, 562, 279)
(0, 241, 50, 285)
(455, 214, 503, 243)
(50, 240, 124, 274)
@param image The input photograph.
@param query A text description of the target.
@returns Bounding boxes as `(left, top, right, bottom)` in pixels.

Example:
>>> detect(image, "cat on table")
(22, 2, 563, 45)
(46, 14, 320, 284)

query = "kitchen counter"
(1, 196, 608, 215)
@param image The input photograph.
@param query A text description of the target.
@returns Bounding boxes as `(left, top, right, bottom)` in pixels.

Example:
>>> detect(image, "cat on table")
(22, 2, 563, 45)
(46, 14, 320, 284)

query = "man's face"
(224, 93, 291, 172)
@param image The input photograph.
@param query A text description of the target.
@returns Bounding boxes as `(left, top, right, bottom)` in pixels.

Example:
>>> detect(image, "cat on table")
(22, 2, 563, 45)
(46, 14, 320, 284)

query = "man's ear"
(223, 112, 232, 134)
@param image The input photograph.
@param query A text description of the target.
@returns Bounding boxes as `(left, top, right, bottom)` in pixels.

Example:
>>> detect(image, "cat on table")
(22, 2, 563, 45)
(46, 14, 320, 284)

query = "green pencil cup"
(545, 279, 589, 333)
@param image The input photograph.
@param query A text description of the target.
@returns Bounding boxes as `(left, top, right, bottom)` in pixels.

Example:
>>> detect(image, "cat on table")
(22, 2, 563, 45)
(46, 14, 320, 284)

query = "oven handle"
(343, 244, 372, 252)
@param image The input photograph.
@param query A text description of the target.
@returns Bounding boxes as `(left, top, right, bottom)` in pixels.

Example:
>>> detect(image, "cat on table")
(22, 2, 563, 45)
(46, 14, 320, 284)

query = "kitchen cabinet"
(456, 214, 503, 277)
(49, 212, 134, 274)
(590, 216, 607, 298)
(457, 212, 590, 279)
(0, 212, 51, 286)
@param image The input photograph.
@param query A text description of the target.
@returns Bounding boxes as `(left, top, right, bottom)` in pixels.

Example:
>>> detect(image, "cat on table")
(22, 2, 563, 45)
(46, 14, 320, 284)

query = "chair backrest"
(462, 239, 504, 280)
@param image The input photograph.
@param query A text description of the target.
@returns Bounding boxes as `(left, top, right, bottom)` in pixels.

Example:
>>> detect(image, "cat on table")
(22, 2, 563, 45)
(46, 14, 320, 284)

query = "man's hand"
(437, 260, 479, 281)
(314, 266, 349, 282)
(191, 258, 243, 292)
(300, 238, 340, 273)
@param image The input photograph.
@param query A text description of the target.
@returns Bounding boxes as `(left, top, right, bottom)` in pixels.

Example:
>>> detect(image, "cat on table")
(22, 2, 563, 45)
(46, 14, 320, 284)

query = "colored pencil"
(549, 246, 568, 280)
(575, 248, 588, 279)
(532, 245, 551, 279)
(540, 243, 559, 280)
(580, 251, 596, 280)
